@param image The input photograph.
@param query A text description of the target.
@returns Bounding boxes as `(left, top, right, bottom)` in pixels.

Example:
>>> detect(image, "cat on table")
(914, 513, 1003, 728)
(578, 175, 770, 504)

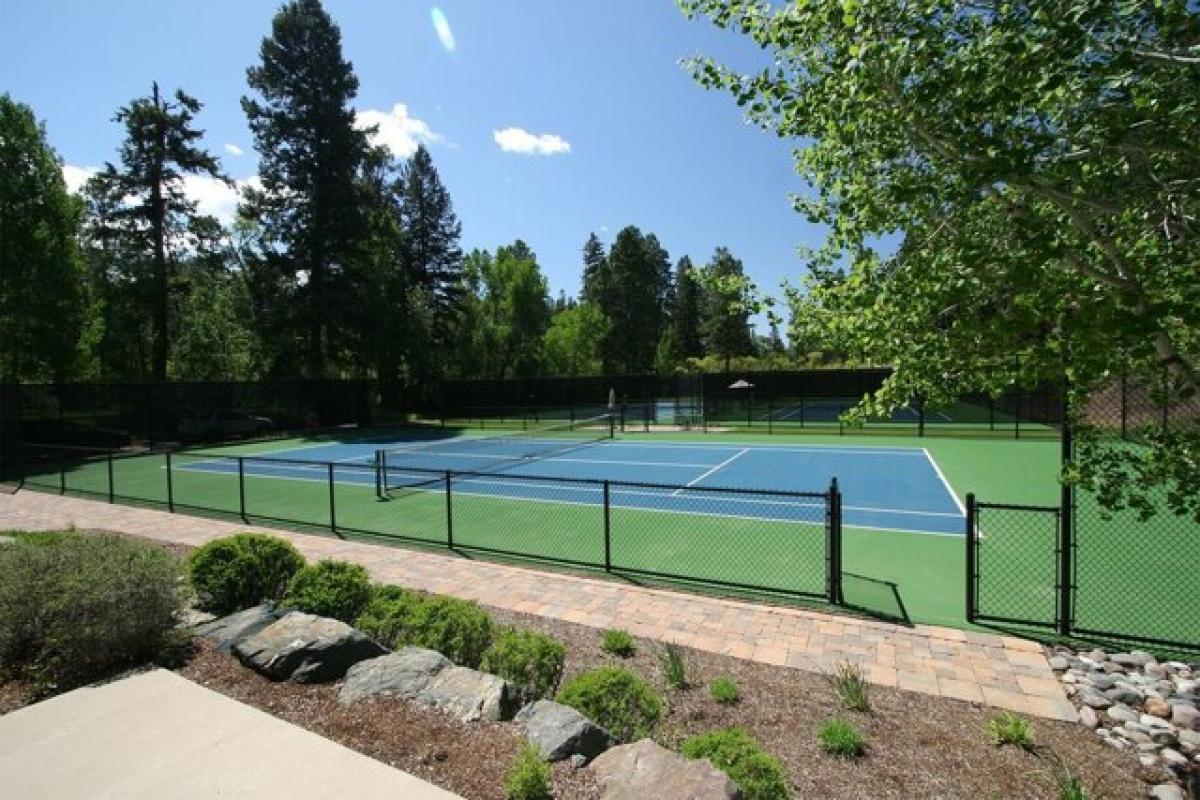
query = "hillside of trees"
(1, 0, 814, 387)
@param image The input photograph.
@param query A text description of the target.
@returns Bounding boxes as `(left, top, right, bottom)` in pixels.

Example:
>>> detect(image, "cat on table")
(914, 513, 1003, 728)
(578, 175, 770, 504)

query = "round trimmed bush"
(281, 559, 372, 623)
(187, 533, 305, 615)
(682, 728, 790, 800)
(556, 666, 662, 743)
(481, 627, 566, 702)
(355, 584, 426, 647)
(404, 595, 494, 668)
(0, 532, 187, 691)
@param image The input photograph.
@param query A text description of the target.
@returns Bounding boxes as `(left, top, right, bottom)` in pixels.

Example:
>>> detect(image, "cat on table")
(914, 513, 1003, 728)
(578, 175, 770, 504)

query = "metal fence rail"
(16, 442, 842, 605)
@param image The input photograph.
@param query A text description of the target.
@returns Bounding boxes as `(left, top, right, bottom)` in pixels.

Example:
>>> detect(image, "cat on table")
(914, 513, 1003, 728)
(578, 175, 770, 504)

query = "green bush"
(988, 712, 1034, 749)
(557, 667, 661, 743)
(826, 661, 870, 712)
(481, 628, 566, 702)
(682, 728, 790, 800)
(664, 643, 687, 690)
(710, 677, 740, 704)
(601, 628, 636, 657)
(187, 533, 305, 615)
(0, 533, 186, 691)
(818, 718, 865, 759)
(356, 584, 426, 646)
(503, 743, 552, 800)
(281, 560, 372, 623)
(404, 596, 494, 668)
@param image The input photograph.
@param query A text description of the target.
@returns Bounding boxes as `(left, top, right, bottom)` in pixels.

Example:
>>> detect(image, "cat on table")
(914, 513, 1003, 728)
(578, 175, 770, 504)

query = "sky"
(1, 0, 828, 333)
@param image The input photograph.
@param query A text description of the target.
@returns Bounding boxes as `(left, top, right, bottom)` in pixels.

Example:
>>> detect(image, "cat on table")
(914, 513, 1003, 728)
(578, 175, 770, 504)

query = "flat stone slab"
(340, 647, 517, 722)
(234, 612, 386, 683)
(195, 604, 279, 652)
(590, 739, 739, 800)
(515, 700, 615, 763)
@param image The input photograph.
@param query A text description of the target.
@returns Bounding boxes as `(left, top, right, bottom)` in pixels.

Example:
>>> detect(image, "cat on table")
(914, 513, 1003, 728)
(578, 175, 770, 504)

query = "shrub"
(826, 661, 870, 712)
(557, 667, 661, 743)
(503, 743, 552, 800)
(818, 718, 866, 759)
(0, 533, 186, 691)
(681, 728, 790, 800)
(664, 643, 687, 690)
(710, 677, 740, 704)
(988, 712, 1034, 749)
(281, 560, 372, 623)
(405, 596, 494, 668)
(187, 533, 305, 615)
(481, 628, 566, 702)
(356, 584, 426, 646)
(601, 628, 636, 657)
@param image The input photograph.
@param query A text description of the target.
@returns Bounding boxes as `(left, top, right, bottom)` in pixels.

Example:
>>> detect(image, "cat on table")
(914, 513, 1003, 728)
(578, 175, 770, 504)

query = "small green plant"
(405, 595, 494, 668)
(681, 728, 790, 800)
(826, 661, 870, 712)
(1042, 751, 1090, 800)
(503, 743, 552, 800)
(988, 712, 1035, 749)
(664, 643, 687, 690)
(281, 559, 372, 623)
(557, 667, 662, 743)
(710, 677, 740, 704)
(355, 584, 426, 646)
(601, 628, 636, 657)
(481, 627, 566, 702)
(818, 718, 866, 759)
(187, 533, 306, 615)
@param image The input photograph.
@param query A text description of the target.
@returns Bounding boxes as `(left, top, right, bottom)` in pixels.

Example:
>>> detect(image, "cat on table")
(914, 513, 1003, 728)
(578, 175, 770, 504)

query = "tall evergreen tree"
(241, 0, 368, 377)
(703, 247, 755, 370)
(85, 83, 226, 380)
(599, 226, 671, 373)
(0, 95, 87, 381)
(672, 255, 704, 360)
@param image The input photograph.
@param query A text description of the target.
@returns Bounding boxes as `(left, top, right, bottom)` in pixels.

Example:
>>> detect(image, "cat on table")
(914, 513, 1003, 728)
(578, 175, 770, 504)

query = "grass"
(818, 717, 866, 758)
(988, 712, 1035, 749)
(710, 677, 740, 704)
(663, 643, 687, 690)
(826, 661, 871, 712)
(601, 629, 636, 658)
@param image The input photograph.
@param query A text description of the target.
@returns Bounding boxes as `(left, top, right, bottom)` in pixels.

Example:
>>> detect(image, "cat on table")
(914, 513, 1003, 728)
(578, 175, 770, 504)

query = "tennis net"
(376, 413, 614, 497)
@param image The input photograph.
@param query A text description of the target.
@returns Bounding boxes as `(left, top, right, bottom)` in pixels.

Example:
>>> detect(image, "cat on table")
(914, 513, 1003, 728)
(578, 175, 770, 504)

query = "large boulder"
(590, 739, 740, 800)
(339, 647, 518, 722)
(515, 700, 615, 763)
(234, 612, 385, 683)
(195, 604, 280, 652)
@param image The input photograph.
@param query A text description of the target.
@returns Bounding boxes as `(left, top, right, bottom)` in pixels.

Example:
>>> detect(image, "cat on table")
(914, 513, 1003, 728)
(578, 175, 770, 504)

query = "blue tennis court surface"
(182, 434, 966, 535)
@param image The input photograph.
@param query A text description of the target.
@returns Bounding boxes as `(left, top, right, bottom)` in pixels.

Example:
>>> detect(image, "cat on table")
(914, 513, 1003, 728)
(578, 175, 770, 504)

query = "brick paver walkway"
(0, 489, 1077, 721)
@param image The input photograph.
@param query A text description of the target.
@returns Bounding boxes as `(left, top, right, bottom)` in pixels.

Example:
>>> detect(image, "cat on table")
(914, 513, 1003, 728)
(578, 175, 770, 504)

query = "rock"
(1105, 685, 1143, 706)
(1079, 706, 1100, 729)
(179, 608, 218, 628)
(1048, 655, 1070, 671)
(1148, 784, 1184, 800)
(1161, 748, 1189, 768)
(1175, 680, 1198, 696)
(1087, 648, 1108, 663)
(1080, 690, 1113, 710)
(590, 739, 739, 800)
(1062, 672, 1078, 685)
(1118, 727, 1154, 745)
(1178, 729, 1200, 754)
(571, 754, 588, 769)
(1109, 704, 1140, 724)
(1101, 661, 1127, 674)
(1146, 663, 1168, 680)
(515, 700, 616, 763)
(1112, 651, 1156, 668)
(195, 604, 280, 652)
(1140, 753, 1158, 768)
(338, 647, 517, 722)
(233, 612, 385, 683)
(1171, 704, 1200, 731)
(1146, 697, 1173, 719)
(1088, 673, 1116, 691)
(1141, 714, 1175, 730)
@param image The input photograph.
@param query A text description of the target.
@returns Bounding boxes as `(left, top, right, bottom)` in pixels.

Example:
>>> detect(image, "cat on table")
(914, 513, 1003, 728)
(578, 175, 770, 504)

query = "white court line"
(673, 448, 749, 496)
(922, 448, 967, 516)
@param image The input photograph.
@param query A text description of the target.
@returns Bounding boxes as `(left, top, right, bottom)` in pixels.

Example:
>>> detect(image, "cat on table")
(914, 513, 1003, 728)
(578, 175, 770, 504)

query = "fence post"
(165, 451, 174, 513)
(59, 453, 66, 495)
(603, 480, 612, 573)
(328, 462, 337, 533)
(965, 493, 977, 623)
(826, 478, 843, 605)
(106, 448, 115, 503)
(237, 457, 247, 522)
(917, 395, 926, 437)
(1119, 369, 1128, 440)
(445, 471, 454, 548)
(1058, 398, 1075, 637)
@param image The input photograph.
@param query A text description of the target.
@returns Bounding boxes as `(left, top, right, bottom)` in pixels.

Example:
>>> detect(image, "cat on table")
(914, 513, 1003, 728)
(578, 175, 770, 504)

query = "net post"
(107, 448, 115, 503)
(965, 493, 977, 623)
(165, 451, 174, 513)
(1058, 394, 1074, 638)
(328, 462, 337, 534)
(445, 471, 454, 548)
(603, 480, 612, 573)
(237, 456, 247, 522)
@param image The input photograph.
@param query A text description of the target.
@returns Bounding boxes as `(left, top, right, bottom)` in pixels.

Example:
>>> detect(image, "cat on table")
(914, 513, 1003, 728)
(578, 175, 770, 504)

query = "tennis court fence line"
(13, 442, 845, 605)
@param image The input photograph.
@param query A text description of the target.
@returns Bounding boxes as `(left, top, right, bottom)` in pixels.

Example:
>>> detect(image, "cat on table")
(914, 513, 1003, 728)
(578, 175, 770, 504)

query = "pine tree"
(703, 247, 755, 371)
(672, 255, 704, 360)
(85, 83, 226, 380)
(242, 0, 368, 377)
(600, 227, 671, 373)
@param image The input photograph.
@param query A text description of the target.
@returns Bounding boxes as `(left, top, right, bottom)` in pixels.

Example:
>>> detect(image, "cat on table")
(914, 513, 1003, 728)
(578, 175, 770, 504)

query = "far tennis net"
(376, 413, 614, 498)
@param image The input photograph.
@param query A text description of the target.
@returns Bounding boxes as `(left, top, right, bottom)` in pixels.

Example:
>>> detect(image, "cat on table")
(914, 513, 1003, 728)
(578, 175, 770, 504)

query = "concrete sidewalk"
(0, 669, 461, 799)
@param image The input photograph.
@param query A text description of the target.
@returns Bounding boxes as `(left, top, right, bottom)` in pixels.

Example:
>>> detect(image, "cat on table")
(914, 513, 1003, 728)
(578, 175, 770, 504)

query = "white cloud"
(493, 127, 571, 156)
(355, 103, 442, 158)
(62, 164, 98, 194)
(430, 7, 456, 53)
(62, 164, 259, 226)
(224, 143, 244, 157)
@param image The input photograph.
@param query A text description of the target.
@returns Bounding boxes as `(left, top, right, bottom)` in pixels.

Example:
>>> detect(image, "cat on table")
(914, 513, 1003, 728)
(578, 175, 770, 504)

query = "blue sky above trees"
(1, 0, 829, 332)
